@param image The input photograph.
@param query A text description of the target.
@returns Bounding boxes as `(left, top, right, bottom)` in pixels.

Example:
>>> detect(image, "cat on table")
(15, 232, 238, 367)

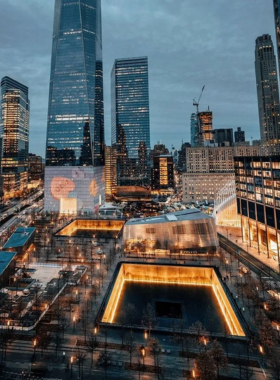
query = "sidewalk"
(218, 226, 280, 274)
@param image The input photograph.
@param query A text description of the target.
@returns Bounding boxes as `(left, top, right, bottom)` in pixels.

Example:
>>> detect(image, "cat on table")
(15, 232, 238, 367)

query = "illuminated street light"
(144, 330, 148, 340)
(33, 338, 37, 359)
(70, 356, 74, 377)
(139, 345, 145, 368)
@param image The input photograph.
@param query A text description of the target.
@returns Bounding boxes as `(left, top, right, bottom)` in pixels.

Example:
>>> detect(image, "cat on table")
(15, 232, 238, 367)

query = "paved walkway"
(218, 226, 280, 274)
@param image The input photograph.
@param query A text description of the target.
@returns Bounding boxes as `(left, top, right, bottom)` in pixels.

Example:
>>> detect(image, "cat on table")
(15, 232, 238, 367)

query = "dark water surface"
(114, 282, 228, 333)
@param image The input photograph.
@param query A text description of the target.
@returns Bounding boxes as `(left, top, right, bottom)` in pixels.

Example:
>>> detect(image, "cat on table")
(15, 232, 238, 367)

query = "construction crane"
(193, 85, 205, 114)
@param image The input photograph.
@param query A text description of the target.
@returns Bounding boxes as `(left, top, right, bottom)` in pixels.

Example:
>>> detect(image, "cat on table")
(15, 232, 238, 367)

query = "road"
(218, 233, 280, 281)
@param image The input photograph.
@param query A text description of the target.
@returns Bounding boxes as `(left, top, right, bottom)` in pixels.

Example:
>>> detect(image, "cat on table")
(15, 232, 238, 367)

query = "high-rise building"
(151, 155, 174, 194)
(234, 127, 245, 143)
(111, 57, 151, 187)
(44, 0, 105, 214)
(150, 143, 169, 161)
(0, 77, 29, 197)
(214, 128, 233, 147)
(190, 113, 198, 147)
(28, 154, 43, 182)
(255, 35, 280, 149)
(198, 111, 214, 146)
(274, 0, 280, 78)
(235, 155, 280, 263)
(105, 146, 117, 201)
(182, 145, 262, 203)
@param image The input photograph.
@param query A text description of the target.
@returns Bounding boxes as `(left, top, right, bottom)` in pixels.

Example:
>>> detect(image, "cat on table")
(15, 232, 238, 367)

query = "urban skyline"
(0, 0, 275, 157)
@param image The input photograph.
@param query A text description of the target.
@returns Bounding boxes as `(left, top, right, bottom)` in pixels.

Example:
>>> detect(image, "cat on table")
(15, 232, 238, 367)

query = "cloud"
(0, 0, 276, 155)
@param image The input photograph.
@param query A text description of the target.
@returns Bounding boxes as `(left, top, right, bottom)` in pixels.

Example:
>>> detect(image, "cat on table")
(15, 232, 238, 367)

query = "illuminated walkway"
(218, 226, 280, 278)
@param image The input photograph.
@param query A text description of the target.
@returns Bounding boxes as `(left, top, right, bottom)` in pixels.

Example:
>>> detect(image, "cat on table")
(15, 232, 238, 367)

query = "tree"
(209, 340, 228, 379)
(124, 331, 135, 368)
(189, 321, 207, 350)
(148, 337, 161, 378)
(142, 303, 157, 337)
(86, 332, 97, 371)
(270, 351, 280, 380)
(75, 347, 87, 380)
(154, 240, 162, 250)
(195, 351, 216, 380)
(258, 313, 276, 351)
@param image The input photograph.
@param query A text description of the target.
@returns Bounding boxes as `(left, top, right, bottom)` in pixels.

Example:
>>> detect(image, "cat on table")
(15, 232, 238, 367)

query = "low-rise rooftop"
(126, 209, 213, 226)
(0, 252, 17, 275)
(3, 227, 36, 249)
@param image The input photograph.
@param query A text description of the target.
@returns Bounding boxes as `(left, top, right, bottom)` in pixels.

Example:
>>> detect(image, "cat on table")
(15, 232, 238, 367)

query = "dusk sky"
(0, 0, 275, 157)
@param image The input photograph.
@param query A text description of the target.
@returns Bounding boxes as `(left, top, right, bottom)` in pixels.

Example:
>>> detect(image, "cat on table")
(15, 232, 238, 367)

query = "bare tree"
(86, 332, 97, 371)
(209, 340, 228, 379)
(75, 347, 87, 379)
(189, 321, 207, 350)
(195, 351, 216, 380)
(124, 331, 135, 368)
(142, 303, 157, 337)
(148, 337, 161, 378)
(270, 351, 280, 380)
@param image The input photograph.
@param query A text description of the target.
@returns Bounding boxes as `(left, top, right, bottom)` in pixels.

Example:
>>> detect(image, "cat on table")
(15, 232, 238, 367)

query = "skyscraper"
(111, 57, 151, 187)
(190, 113, 198, 147)
(273, 0, 280, 77)
(255, 34, 280, 149)
(234, 127, 245, 143)
(44, 0, 105, 213)
(0, 77, 29, 197)
(198, 110, 214, 146)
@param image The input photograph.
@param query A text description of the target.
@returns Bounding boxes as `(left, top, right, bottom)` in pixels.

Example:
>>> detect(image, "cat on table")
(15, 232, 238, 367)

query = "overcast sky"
(0, 0, 276, 157)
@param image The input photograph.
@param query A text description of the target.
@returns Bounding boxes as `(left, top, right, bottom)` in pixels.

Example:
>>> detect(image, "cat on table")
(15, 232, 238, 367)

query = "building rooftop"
(126, 209, 213, 226)
(0, 252, 16, 275)
(3, 227, 36, 249)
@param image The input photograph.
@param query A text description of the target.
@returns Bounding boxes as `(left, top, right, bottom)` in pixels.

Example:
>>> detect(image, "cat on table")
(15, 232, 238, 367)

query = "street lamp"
(33, 338, 37, 359)
(140, 345, 145, 368)
(73, 316, 76, 331)
(144, 330, 148, 340)
(70, 356, 74, 377)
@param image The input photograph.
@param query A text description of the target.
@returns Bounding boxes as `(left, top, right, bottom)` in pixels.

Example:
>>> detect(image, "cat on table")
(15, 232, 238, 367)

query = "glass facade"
(111, 57, 151, 186)
(46, 0, 104, 167)
(190, 113, 198, 147)
(122, 210, 218, 253)
(255, 35, 280, 147)
(0, 77, 29, 195)
(235, 156, 280, 263)
(274, 0, 280, 78)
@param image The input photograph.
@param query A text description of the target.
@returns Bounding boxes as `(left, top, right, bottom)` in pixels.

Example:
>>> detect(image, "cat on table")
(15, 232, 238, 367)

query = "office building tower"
(28, 154, 43, 182)
(44, 0, 105, 214)
(0, 137, 3, 203)
(0, 77, 29, 197)
(150, 143, 169, 161)
(111, 57, 151, 187)
(214, 128, 233, 147)
(182, 145, 261, 203)
(198, 111, 214, 146)
(151, 155, 174, 194)
(274, 0, 280, 78)
(190, 113, 198, 147)
(235, 155, 280, 263)
(234, 127, 245, 143)
(105, 146, 117, 201)
(255, 35, 280, 149)
(178, 141, 191, 172)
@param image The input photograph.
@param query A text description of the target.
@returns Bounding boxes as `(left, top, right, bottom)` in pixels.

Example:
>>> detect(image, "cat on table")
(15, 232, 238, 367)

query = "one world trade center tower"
(45, 0, 105, 214)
